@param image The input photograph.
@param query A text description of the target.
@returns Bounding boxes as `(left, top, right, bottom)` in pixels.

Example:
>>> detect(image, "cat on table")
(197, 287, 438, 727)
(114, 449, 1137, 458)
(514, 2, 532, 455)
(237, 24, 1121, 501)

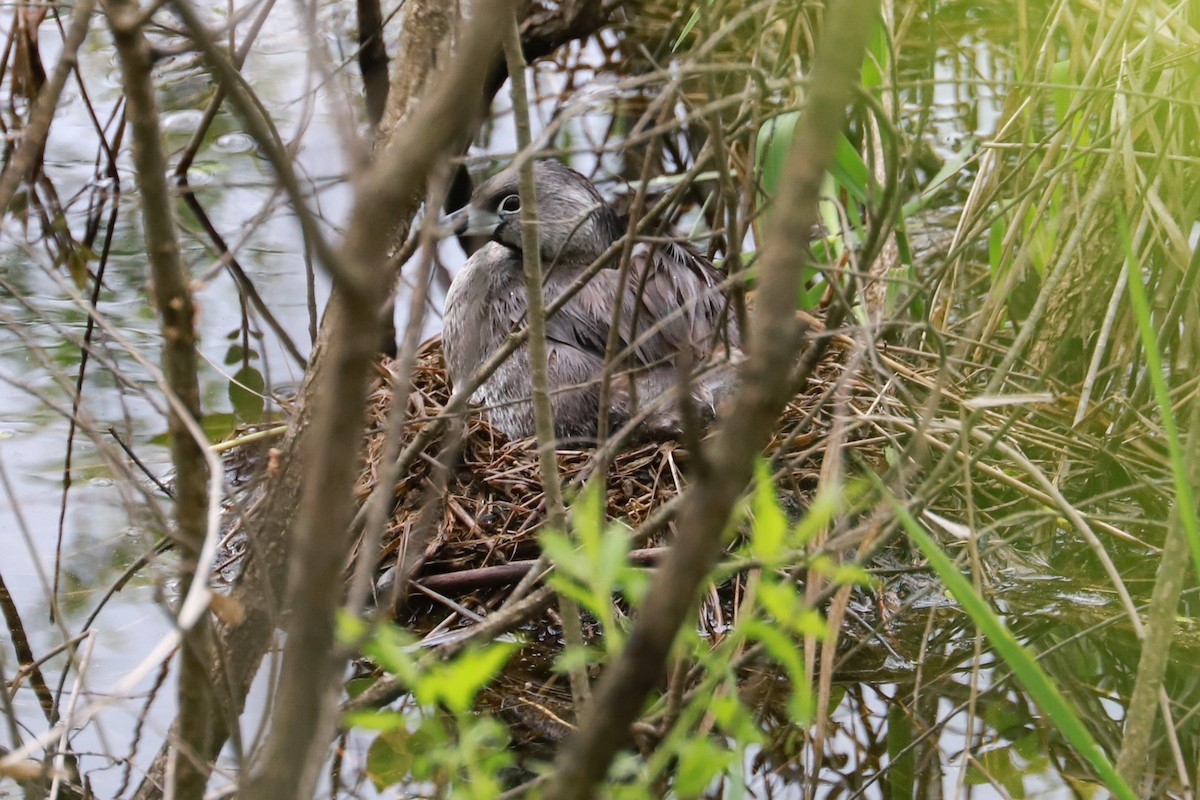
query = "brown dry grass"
(357, 332, 886, 599)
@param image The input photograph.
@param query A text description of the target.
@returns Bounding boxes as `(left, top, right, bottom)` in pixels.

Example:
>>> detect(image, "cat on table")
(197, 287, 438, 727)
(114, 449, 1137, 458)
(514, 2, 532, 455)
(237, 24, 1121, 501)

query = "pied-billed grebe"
(442, 160, 741, 441)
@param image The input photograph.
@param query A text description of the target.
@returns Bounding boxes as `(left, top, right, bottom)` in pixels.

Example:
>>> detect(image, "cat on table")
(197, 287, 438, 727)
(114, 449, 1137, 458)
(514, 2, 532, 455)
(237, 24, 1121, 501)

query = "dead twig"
(547, 0, 881, 792)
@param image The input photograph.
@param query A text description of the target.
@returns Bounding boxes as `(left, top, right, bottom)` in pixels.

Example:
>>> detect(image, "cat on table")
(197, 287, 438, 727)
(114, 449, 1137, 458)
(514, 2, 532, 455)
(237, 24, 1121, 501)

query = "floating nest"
(340, 332, 930, 753)
(356, 334, 886, 613)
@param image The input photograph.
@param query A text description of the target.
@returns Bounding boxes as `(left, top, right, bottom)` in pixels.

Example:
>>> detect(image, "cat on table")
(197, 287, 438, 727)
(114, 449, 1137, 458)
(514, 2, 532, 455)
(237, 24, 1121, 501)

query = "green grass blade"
(1118, 210, 1200, 581)
(878, 485, 1137, 800)
(673, 5, 703, 51)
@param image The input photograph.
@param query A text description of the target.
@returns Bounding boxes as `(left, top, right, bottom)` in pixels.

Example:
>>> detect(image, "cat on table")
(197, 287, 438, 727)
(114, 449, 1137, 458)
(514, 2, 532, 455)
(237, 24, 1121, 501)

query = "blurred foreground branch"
(129, 0, 498, 796)
(241, 0, 504, 796)
(548, 0, 881, 793)
(107, 1, 213, 797)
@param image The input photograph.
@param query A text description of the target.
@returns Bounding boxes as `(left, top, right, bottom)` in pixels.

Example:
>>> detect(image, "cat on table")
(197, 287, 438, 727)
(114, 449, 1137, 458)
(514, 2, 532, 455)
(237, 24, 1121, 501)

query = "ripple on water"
(213, 132, 257, 154)
(161, 109, 205, 135)
(1055, 590, 1110, 608)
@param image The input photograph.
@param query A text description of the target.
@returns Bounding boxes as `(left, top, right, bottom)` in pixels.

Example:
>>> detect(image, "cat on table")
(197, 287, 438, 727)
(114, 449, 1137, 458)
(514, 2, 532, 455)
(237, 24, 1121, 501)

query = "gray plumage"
(442, 160, 741, 441)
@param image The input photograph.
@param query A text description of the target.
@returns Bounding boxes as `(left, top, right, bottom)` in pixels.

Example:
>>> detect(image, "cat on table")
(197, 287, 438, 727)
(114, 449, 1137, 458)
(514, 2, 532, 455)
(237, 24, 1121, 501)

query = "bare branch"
(107, 0, 215, 795)
(356, 0, 389, 128)
(241, 1, 506, 796)
(1115, 394, 1200, 784)
(501, 7, 590, 707)
(548, 0, 882, 792)
(0, 0, 96, 217)
(167, 0, 352, 292)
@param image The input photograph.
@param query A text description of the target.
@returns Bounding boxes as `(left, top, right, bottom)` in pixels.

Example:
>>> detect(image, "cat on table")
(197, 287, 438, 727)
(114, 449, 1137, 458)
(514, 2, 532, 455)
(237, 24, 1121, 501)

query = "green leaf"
(756, 577, 814, 636)
(553, 643, 605, 674)
(741, 619, 812, 723)
(675, 737, 732, 796)
(344, 709, 409, 732)
(860, 15, 887, 89)
(884, 260, 921, 321)
(455, 716, 514, 797)
(361, 623, 419, 685)
(750, 460, 787, 562)
(829, 562, 875, 587)
(224, 343, 258, 365)
(755, 111, 849, 311)
(335, 609, 367, 645)
(982, 700, 1025, 737)
(64, 245, 96, 290)
(152, 412, 240, 446)
(1119, 210, 1200, 586)
(228, 365, 265, 421)
(829, 135, 869, 204)
(709, 690, 762, 744)
(901, 139, 977, 217)
(415, 641, 517, 713)
(543, 484, 643, 647)
(366, 728, 414, 790)
(1013, 731, 1044, 764)
(972, 747, 1024, 798)
(405, 720, 448, 781)
(673, 5, 703, 51)
(887, 703, 915, 800)
(545, 573, 600, 615)
(791, 484, 842, 546)
(620, 567, 649, 607)
(540, 529, 589, 578)
(756, 111, 800, 202)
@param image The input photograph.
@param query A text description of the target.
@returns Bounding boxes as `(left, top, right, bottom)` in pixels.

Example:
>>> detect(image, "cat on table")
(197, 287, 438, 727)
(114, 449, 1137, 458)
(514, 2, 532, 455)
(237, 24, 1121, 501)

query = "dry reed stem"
(356, 337, 862, 587)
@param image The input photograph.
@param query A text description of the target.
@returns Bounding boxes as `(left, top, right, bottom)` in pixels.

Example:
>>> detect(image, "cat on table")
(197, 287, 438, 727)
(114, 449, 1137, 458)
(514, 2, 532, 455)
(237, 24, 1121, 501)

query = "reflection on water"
(0, 4, 347, 793)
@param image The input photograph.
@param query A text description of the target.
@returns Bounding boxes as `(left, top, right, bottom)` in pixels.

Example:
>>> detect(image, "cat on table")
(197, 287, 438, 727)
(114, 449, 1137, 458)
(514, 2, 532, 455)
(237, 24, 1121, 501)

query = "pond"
(1, 0, 1196, 797)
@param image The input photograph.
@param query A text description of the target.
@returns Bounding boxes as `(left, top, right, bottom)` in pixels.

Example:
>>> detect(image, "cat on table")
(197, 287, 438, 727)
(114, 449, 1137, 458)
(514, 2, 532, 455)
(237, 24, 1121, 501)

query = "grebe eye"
(499, 194, 521, 214)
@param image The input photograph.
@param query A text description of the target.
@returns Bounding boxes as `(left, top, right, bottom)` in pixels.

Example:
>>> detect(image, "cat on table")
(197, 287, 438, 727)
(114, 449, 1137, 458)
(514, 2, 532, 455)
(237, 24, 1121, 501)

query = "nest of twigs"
(347, 333, 912, 747)
(357, 334, 882, 611)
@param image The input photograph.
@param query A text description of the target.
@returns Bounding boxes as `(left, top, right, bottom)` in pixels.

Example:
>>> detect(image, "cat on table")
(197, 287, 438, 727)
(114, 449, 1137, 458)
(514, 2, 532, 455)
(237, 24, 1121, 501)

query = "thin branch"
(0, 570, 56, 724)
(167, 0, 352, 292)
(348, 179, 444, 615)
(54, 144, 122, 622)
(1115, 393, 1200, 785)
(107, 0, 214, 794)
(0, 0, 97, 217)
(501, 7, 589, 708)
(547, 0, 881, 792)
(356, 0, 389, 128)
(168, 0, 307, 369)
(413, 548, 669, 594)
(240, 1, 505, 796)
